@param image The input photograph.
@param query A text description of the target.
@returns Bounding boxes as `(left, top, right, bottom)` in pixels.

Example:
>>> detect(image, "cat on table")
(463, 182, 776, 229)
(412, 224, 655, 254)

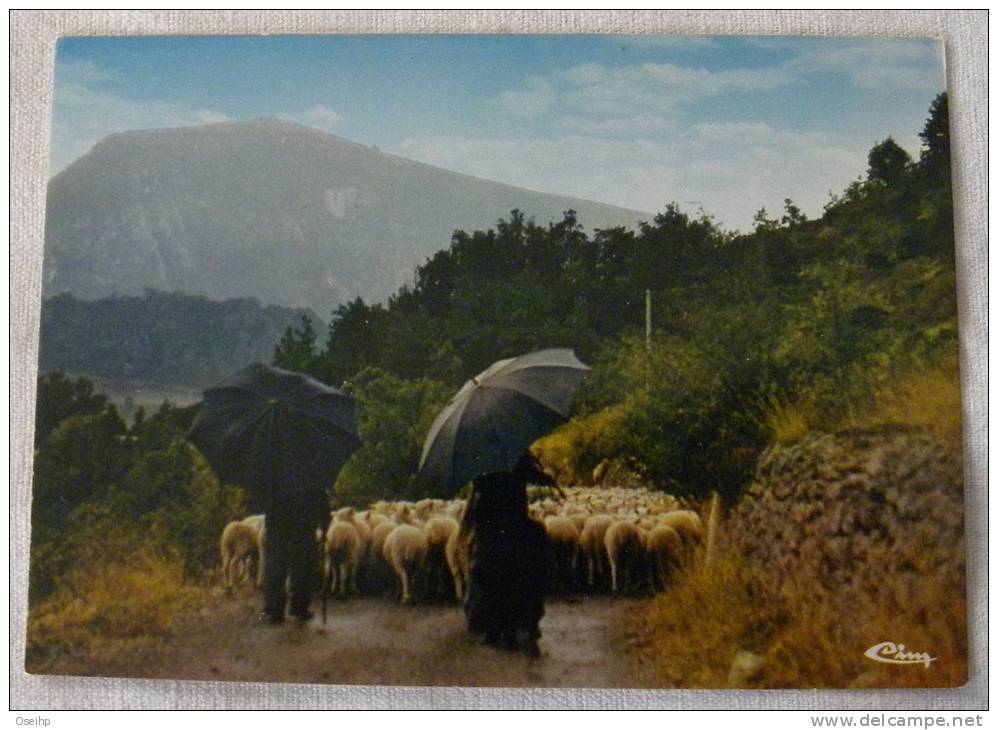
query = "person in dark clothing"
(462, 453, 551, 656)
(259, 488, 329, 624)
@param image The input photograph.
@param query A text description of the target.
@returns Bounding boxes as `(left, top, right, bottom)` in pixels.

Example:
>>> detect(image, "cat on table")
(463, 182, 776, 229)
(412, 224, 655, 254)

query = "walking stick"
(321, 566, 329, 625)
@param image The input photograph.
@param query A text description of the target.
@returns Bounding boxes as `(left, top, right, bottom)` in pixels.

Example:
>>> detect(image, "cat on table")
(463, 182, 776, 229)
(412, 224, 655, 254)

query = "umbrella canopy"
(188, 363, 360, 498)
(419, 348, 590, 494)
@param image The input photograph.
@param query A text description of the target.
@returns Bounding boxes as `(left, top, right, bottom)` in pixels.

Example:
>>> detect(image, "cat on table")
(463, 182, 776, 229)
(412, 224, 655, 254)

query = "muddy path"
(31, 591, 662, 689)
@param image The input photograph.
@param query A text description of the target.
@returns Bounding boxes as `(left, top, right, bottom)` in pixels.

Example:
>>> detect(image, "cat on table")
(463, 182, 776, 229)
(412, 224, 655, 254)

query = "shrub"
(756, 390, 816, 445)
(26, 546, 202, 660)
(534, 406, 626, 485)
(638, 545, 967, 688)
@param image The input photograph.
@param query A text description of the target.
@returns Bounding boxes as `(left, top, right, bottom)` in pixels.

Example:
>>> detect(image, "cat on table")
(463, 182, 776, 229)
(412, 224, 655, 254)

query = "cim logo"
(864, 641, 936, 669)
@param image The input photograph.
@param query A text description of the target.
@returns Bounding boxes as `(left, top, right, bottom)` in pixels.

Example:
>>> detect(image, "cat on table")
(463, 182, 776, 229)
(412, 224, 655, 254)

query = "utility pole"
(644, 289, 652, 390)
(645, 289, 652, 350)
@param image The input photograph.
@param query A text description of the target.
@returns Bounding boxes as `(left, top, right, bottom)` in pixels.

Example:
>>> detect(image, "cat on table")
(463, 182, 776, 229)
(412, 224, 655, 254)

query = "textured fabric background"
(9, 10, 988, 710)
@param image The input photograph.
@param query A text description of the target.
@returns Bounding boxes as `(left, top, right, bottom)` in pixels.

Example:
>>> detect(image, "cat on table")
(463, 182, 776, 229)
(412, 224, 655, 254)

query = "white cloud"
(491, 38, 940, 123)
(277, 104, 344, 132)
(50, 61, 232, 175)
(474, 39, 937, 226)
(562, 115, 674, 136)
(55, 58, 118, 86)
(393, 123, 867, 233)
(784, 38, 943, 91)
(490, 61, 795, 119)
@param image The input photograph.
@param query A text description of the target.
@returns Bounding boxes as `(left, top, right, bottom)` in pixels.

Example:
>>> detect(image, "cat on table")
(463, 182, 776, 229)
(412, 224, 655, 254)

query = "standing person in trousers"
(461, 453, 551, 656)
(259, 488, 329, 624)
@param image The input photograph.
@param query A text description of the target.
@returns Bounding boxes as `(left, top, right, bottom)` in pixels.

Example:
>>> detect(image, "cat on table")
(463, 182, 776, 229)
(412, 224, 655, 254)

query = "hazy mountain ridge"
(44, 120, 650, 314)
(39, 289, 322, 388)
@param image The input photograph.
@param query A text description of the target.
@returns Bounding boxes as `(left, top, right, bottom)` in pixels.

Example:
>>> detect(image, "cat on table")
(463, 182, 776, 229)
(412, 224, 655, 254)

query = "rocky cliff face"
(43, 120, 649, 314)
(729, 427, 965, 609)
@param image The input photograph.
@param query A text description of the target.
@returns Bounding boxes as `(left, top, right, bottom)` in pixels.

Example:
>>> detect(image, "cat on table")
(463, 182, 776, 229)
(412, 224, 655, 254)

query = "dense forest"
(27, 94, 957, 635)
(39, 289, 321, 387)
(275, 92, 958, 504)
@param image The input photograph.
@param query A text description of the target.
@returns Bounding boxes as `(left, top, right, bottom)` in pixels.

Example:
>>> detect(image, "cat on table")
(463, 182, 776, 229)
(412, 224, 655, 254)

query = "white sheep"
(423, 515, 459, 601)
(219, 520, 262, 590)
(445, 527, 470, 601)
(544, 515, 580, 593)
(383, 524, 428, 604)
(578, 514, 615, 591)
(603, 519, 644, 594)
(241, 514, 265, 532)
(642, 525, 683, 592)
(446, 500, 466, 521)
(324, 519, 362, 598)
(362, 518, 398, 594)
(334, 507, 374, 592)
(241, 514, 266, 587)
(658, 509, 704, 545)
(394, 503, 420, 526)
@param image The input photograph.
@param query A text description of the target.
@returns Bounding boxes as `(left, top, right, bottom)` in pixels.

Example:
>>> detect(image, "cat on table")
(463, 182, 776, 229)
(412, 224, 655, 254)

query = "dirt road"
(31, 591, 661, 689)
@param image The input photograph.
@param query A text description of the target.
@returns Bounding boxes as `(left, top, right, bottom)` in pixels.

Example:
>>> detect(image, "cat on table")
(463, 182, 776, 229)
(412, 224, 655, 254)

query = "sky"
(51, 34, 946, 232)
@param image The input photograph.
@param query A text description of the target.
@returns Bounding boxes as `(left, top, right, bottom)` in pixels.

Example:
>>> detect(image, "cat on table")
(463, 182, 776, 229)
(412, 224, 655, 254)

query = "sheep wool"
(578, 514, 615, 591)
(324, 520, 363, 597)
(383, 524, 428, 604)
(603, 520, 644, 594)
(219, 521, 262, 590)
(642, 524, 683, 592)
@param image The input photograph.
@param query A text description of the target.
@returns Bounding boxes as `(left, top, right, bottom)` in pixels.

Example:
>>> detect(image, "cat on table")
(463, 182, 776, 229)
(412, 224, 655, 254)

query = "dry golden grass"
(855, 365, 964, 453)
(26, 550, 205, 659)
(757, 392, 815, 445)
(637, 547, 967, 689)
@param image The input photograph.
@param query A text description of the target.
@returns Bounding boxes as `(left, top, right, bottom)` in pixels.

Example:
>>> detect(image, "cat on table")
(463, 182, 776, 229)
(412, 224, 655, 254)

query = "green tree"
(320, 298, 390, 386)
(31, 407, 130, 533)
(867, 137, 913, 187)
(919, 92, 950, 183)
(33, 371, 109, 446)
(334, 368, 450, 505)
(273, 315, 318, 373)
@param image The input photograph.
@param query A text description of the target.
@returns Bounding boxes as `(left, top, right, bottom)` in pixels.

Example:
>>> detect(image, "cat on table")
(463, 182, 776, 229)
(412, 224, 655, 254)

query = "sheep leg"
(349, 561, 359, 596)
(324, 556, 336, 599)
(600, 551, 611, 592)
(569, 548, 579, 593)
(609, 553, 619, 593)
(346, 561, 360, 595)
(400, 566, 412, 604)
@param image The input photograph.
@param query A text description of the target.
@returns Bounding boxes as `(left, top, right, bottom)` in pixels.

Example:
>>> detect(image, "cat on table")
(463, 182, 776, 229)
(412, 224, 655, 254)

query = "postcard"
(24, 33, 967, 691)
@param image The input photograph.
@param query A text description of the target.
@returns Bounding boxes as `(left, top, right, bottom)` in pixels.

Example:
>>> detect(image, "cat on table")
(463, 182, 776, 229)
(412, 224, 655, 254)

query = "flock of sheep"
(219, 486, 708, 605)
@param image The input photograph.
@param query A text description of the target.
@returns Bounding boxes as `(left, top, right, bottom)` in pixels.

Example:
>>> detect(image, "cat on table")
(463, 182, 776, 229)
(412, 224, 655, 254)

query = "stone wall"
(729, 427, 965, 609)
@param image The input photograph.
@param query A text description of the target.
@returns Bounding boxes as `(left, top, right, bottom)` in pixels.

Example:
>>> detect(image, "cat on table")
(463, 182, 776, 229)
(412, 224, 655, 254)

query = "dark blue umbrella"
(419, 348, 590, 494)
(188, 363, 360, 498)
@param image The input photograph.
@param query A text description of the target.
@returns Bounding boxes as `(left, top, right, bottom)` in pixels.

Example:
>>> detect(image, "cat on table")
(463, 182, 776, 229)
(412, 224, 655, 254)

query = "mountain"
(43, 120, 650, 315)
(39, 289, 321, 389)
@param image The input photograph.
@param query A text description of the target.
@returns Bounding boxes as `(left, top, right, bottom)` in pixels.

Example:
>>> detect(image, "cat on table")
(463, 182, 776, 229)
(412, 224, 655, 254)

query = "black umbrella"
(419, 348, 590, 494)
(188, 363, 361, 498)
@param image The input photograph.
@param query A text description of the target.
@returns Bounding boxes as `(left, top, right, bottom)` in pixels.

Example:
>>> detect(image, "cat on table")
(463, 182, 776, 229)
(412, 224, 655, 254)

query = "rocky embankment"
(729, 426, 965, 609)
